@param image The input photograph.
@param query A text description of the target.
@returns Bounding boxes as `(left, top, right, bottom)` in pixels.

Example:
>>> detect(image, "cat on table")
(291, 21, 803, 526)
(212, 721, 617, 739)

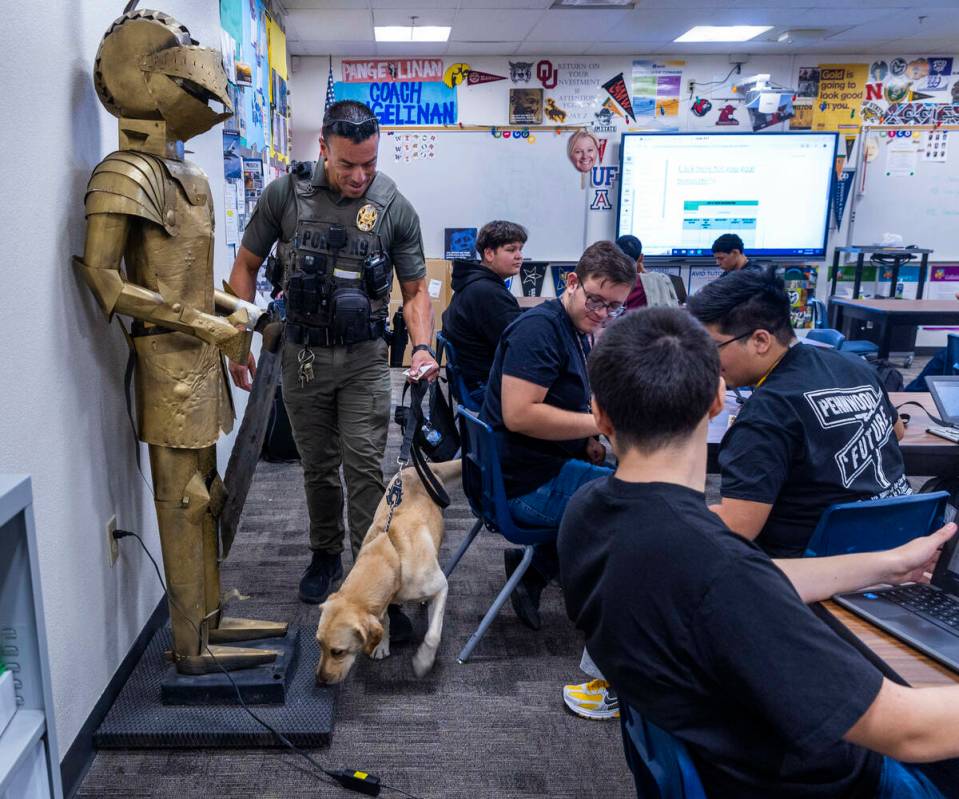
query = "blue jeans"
(878, 757, 945, 798)
(508, 458, 613, 528)
(906, 349, 946, 392)
(508, 459, 613, 581)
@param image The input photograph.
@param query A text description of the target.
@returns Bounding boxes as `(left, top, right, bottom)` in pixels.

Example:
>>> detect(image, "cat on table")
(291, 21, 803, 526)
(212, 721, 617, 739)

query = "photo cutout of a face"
(568, 131, 600, 174)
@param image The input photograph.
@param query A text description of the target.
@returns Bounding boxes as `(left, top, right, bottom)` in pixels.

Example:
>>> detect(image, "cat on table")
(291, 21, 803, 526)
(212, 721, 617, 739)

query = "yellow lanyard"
(754, 349, 790, 388)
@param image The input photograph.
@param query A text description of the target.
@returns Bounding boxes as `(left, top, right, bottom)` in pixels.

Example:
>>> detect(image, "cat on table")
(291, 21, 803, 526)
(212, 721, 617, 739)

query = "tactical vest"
(277, 170, 397, 345)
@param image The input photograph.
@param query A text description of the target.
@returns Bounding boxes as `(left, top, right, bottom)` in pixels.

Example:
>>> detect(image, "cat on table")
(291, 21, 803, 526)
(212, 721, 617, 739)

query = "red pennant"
(467, 70, 507, 86)
(597, 138, 608, 163)
(602, 72, 635, 122)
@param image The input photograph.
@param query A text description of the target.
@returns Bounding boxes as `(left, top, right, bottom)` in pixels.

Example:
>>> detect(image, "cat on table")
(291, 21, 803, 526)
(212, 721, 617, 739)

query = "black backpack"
(872, 359, 905, 393)
(262, 384, 300, 462)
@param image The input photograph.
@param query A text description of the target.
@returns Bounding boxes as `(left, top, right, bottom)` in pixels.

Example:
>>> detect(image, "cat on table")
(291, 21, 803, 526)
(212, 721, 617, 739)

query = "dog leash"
(389, 381, 451, 525)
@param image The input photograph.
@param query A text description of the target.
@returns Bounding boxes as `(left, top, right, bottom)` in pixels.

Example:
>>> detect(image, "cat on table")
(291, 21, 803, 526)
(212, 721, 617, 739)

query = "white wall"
(1, 0, 245, 758)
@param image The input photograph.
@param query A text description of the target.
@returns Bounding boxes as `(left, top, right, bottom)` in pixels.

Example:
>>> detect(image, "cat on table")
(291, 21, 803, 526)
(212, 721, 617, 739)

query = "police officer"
(227, 101, 438, 641)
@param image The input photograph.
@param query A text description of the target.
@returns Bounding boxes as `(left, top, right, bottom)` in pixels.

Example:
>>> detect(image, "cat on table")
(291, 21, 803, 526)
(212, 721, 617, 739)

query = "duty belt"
(286, 320, 386, 347)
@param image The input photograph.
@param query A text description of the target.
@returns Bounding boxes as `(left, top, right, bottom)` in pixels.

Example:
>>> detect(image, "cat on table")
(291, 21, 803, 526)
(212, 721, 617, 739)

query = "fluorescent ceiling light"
(374, 25, 450, 42)
(675, 25, 772, 43)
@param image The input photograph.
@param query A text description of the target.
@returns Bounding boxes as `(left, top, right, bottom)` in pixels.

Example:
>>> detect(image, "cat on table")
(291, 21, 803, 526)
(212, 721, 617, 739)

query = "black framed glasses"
(581, 287, 626, 318)
(717, 329, 755, 348)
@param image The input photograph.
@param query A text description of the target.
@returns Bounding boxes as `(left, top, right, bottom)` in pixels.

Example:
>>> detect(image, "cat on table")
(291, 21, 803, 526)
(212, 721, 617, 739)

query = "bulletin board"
(382, 129, 590, 261)
(849, 126, 959, 260)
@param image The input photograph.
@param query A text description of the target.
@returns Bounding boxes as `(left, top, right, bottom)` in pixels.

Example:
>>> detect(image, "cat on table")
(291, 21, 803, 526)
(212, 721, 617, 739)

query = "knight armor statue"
(74, 8, 287, 674)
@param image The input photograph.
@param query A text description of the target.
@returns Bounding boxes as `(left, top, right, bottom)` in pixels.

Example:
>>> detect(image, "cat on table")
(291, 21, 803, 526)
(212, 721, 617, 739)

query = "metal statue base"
(95, 623, 336, 749)
(161, 629, 299, 706)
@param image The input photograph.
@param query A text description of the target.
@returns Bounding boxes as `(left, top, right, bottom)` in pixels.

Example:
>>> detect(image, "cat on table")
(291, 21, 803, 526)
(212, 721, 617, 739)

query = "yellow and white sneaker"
(562, 679, 620, 720)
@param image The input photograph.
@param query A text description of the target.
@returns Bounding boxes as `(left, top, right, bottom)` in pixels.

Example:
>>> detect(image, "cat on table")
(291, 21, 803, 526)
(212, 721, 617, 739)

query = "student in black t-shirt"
(559, 307, 955, 799)
(687, 268, 910, 557)
(712, 232, 758, 275)
(441, 221, 526, 407)
(481, 241, 636, 630)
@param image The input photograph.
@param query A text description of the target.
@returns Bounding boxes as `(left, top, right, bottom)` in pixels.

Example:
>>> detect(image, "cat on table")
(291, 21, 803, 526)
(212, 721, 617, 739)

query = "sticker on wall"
(889, 57, 908, 77)
(592, 106, 617, 133)
(443, 63, 471, 89)
(870, 60, 889, 82)
(864, 82, 883, 102)
(444, 228, 477, 260)
(905, 58, 929, 81)
(590, 165, 619, 188)
(590, 189, 613, 211)
(544, 97, 568, 123)
(509, 61, 533, 83)
(884, 80, 910, 104)
(391, 133, 438, 163)
(691, 97, 712, 117)
(510, 88, 543, 124)
(567, 130, 601, 173)
(602, 72, 636, 122)
(551, 264, 573, 296)
(925, 129, 949, 163)
(520, 262, 548, 297)
(467, 70, 506, 86)
(797, 67, 820, 99)
(716, 104, 739, 126)
(537, 60, 558, 90)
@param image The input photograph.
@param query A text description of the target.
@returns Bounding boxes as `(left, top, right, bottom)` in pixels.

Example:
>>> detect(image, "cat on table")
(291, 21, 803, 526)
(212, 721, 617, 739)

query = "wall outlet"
(106, 515, 118, 566)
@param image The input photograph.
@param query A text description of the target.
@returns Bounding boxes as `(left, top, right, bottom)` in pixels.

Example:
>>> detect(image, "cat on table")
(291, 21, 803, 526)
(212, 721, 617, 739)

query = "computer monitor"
(926, 375, 959, 426)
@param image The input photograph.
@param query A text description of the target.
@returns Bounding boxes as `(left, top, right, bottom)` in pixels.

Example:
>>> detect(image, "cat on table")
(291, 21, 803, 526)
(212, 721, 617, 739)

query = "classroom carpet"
(76, 369, 636, 799)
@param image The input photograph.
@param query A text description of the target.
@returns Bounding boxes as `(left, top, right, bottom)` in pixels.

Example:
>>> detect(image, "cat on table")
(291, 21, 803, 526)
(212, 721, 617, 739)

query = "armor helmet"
(94, 9, 232, 142)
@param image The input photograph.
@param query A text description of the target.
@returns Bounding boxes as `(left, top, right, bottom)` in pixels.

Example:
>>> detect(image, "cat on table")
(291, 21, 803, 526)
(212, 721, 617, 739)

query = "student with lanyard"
(560, 307, 956, 799)
(480, 241, 636, 630)
(687, 268, 909, 558)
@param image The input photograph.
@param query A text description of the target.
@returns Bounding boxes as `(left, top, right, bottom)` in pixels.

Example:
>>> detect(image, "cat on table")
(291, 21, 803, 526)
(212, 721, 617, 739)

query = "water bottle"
(421, 424, 442, 447)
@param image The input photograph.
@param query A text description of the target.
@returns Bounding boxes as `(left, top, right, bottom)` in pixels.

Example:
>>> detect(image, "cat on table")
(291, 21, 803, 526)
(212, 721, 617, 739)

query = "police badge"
(356, 203, 378, 232)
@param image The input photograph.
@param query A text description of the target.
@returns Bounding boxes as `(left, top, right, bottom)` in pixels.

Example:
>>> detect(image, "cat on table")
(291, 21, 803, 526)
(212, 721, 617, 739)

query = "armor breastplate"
(89, 152, 233, 448)
(278, 173, 395, 327)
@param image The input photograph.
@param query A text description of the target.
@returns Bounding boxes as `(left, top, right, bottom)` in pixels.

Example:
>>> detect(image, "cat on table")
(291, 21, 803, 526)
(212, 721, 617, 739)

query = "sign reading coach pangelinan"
(334, 81, 458, 126)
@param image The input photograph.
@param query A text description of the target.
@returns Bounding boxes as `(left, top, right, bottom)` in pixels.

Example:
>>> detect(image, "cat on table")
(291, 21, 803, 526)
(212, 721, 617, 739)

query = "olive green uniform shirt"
(241, 162, 426, 283)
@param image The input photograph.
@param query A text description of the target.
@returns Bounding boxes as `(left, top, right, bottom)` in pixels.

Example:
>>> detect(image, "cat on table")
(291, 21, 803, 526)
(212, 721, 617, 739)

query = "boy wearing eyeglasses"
(480, 241, 635, 631)
(688, 268, 909, 558)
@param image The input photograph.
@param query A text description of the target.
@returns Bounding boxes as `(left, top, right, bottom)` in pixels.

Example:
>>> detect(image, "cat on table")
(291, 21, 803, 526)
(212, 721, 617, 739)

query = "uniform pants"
(281, 337, 392, 557)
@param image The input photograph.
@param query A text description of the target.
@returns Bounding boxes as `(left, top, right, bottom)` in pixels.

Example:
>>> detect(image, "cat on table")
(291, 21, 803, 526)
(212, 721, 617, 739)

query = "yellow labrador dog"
(315, 459, 462, 684)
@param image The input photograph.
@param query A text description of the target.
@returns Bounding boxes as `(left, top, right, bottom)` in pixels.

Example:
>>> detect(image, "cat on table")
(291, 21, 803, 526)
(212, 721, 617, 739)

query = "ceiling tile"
(284, 0, 370, 8)
(290, 40, 379, 56)
(466, 0, 552, 7)
(450, 9, 544, 41)
(526, 8, 632, 41)
(371, 0, 461, 7)
(450, 42, 522, 55)
(825, 9, 959, 40)
(513, 41, 590, 55)
(285, 9, 374, 41)
(372, 8, 457, 25)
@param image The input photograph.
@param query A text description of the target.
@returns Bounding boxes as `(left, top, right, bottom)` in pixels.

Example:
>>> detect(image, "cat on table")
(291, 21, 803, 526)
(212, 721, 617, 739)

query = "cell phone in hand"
(403, 363, 436, 381)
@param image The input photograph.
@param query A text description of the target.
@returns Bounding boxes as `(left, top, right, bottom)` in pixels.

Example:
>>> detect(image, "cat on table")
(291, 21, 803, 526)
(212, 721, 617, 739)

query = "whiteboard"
(381, 130, 589, 260)
(850, 129, 959, 261)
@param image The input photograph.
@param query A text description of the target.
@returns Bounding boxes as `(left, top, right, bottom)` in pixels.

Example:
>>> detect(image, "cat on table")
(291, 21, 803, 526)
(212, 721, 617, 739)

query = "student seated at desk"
(560, 308, 956, 799)
(712, 232, 760, 276)
(687, 268, 910, 557)
(481, 241, 635, 629)
(616, 235, 680, 311)
(441, 220, 525, 407)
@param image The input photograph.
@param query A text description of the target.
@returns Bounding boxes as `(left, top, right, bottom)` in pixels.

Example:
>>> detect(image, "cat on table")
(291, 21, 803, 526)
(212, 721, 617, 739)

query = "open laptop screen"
(926, 376, 959, 426)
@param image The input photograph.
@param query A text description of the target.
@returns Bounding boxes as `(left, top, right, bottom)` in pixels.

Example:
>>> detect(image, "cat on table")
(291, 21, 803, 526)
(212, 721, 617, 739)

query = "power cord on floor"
(113, 528, 424, 799)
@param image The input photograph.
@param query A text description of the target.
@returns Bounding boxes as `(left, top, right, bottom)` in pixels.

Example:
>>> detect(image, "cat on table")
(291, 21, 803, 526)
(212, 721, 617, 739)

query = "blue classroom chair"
(447, 407, 557, 663)
(808, 297, 879, 359)
(805, 328, 845, 349)
(436, 331, 478, 412)
(620, 701, 707, 799)
(804, 492, 949, 557)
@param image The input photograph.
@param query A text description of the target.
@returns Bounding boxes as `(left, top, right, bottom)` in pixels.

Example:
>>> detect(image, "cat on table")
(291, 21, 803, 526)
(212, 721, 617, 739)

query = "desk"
(821, 601, 959, 688)
(517, 295, 548, 309)
(706, 391, 959, 477)
(829, 299, 959, 359)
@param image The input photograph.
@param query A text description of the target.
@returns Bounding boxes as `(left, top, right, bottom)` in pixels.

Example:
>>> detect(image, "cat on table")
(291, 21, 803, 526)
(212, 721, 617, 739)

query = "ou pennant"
(602, 73, 636, 122)
(467, 70, 507, 86)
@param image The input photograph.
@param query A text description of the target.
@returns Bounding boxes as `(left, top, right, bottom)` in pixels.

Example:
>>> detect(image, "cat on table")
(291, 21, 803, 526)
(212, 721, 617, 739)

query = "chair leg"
(457, 544, 534, 664)
(444, 518, 482, 578)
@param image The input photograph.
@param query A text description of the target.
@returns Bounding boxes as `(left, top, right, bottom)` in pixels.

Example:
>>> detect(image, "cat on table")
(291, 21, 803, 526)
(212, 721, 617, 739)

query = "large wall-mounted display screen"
(617, 132, 838, 257)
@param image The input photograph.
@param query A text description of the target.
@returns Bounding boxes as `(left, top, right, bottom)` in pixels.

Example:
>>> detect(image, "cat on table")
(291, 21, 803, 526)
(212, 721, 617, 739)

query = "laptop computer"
(834, 530, 959, 673)
(921, 375, 959, 443)
(668, 274, 688, 304)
